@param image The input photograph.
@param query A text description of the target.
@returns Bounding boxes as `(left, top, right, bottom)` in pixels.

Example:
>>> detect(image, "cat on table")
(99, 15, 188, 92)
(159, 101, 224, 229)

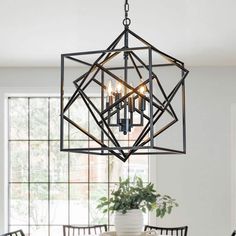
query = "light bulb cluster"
(105, 80, 147, 134)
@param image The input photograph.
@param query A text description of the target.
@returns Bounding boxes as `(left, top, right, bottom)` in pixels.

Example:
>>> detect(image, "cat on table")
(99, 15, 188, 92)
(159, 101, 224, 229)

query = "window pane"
(129, 155, 149, 182)
(10, 141, 28, 182)
(30, 141, 48, 182)
(50, 184, 68, 225)
(50, 141, 68, 182)
(9, 226, 29, 236)
(9, 184, 28, 225)
(109, 156, 128, 182)
(90, 184, 108, 225)
(30, 184, 48, 225)
(50, 98, 60, 140)
(50, 226, 63, 236)
(50, 98, 69, 140)
(69, 98, 88, 140)
(70, 184, 88, 225)
(30, 98, 48, 140)
(8, 96, 150, 233)
(89, 98, 102, 140)
(70, 141, 88, 182)
(90, 155, 108, 182)
(30, 226, 48, 236)
(90, 184, 108, 224)
(9, 98, 28, 140)
(108, 184, 116, 225)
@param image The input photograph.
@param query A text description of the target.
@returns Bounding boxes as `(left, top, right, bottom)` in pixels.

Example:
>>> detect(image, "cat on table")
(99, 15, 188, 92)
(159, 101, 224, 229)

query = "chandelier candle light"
(60, 0, 189, 162)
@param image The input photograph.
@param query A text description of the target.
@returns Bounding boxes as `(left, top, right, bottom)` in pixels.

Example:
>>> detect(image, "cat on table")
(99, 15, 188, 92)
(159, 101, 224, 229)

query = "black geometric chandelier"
(60, 0, 189, 162)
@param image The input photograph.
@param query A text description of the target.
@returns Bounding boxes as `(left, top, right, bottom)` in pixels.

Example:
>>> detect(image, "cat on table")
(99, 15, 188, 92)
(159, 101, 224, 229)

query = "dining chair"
(63, 225, 108, 236)
(144, 225, 188, 236)
(231, 230, 236, 236)
(0, 230, 25, 236)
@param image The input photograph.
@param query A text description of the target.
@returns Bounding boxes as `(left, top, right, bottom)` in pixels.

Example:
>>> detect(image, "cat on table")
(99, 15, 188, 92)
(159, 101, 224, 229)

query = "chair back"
(0, 230, 25, 236)
(63, 225, 107, 236)
(144, 225, 188, 236)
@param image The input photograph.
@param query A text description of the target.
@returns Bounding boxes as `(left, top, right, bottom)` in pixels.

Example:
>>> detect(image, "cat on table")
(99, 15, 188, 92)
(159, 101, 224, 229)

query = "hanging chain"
(123, 0, 131, 27)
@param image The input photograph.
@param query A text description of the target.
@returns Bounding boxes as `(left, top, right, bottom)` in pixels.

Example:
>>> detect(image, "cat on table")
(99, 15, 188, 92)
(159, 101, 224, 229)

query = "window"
(8, 97, 149, 236)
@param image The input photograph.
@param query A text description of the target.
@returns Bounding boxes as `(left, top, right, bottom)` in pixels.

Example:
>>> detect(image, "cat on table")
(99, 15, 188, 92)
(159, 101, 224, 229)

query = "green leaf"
(96, 176, 178, 218)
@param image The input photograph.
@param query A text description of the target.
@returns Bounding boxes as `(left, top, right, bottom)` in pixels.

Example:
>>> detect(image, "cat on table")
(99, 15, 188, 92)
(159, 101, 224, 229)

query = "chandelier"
(60, 0, 189, 162)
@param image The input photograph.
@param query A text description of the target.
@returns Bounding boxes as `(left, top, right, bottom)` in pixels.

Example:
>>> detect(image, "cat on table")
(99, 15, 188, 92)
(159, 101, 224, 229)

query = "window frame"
(5, 94, 157, 235)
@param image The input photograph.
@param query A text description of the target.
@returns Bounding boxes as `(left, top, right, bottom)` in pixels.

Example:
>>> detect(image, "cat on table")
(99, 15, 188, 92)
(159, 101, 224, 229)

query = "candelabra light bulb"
(139, 85, 145, 95)
(107, 81, 113, 96)
(116, 82, 122, 93)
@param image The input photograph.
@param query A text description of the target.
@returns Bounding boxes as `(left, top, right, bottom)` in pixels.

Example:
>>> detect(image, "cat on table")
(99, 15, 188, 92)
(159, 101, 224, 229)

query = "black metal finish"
(144, 225, 188, 236)
(60, 0, 189, 162)
(63, 225, 107, 236)
(0, 229, 25, 236)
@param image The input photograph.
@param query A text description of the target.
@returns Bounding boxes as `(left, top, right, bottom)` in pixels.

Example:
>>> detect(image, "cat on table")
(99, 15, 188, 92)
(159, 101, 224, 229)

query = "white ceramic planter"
(114, 209, 144, 236)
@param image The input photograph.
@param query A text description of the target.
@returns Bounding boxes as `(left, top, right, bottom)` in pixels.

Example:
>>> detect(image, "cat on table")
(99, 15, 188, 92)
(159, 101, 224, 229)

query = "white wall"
(0, 66, 235, 236)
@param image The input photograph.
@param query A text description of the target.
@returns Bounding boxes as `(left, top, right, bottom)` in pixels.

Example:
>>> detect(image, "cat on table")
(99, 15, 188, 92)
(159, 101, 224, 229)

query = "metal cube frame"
(60, 28, 189, 162)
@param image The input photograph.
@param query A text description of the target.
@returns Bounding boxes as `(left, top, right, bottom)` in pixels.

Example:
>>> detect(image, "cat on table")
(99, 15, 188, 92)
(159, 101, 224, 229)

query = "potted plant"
(97, 177, 178, 236)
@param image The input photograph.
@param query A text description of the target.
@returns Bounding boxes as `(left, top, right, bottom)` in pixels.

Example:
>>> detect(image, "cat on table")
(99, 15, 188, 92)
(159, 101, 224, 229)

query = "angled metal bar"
(127, 71, 188, 156)
(130, 106, 163, 153)
(64, 64, 102, 113)
(74, 50, 121, 89)
(62, 46, 150, 57)
(66, 56, 92, 67)
(124, 151, 185, 155)
(135, 51, 179, 120)
(62, 145, 152, 151)
(152, 146, 184, 153)
(107, 63, 175, 71)
(80, 91, 128, 156)
(63, 115, 101, 145)
(73, 71, 90, 86)
(80, 52, 121, 91)
(71, 29, 125, 62)
(63, 115, 126, 161)
(92, 78, 106, 89)
(100, 104, 124, 124)
(63, 89, 80, 113)
(133, 119, 178, 155)
(130, 51, 176, 118)
(127, 29, 184, 65)
(76, 64, 100, 90)
(154, 75, 178, 120)
(79, 89, 127, 158)
(97, 51, 121, 68)
(135, 70, 188, 147)
(63, 148, 127, 157)
(62, 149, 110, 155)
(128, 52, 143, 79)
(72, 30, 125, 91)
(72, 36, 124, 95)
(79, 90, 119, 150)
(72, 52, 122, 87)
(128, 51, 170, 111)
(134, 107, 150, 121)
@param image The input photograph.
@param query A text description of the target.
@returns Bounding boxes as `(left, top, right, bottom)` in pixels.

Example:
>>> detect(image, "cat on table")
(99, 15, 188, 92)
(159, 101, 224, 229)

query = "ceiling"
(0, 0, 235, 67)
